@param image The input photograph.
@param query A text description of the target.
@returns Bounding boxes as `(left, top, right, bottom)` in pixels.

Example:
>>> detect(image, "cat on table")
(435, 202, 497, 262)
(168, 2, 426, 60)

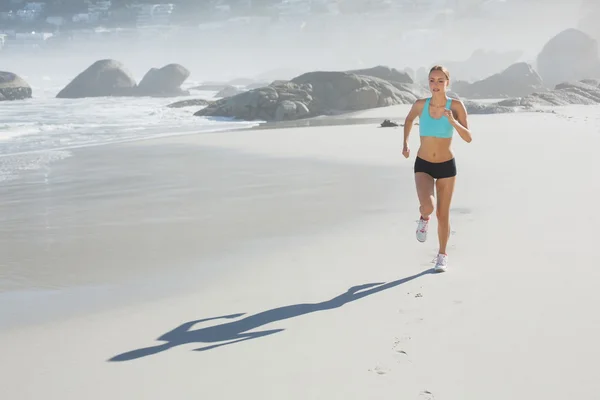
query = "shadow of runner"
(109, 268, 433, 362)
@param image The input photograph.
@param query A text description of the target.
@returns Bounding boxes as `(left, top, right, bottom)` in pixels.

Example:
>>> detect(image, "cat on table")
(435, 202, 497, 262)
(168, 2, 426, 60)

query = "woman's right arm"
(402, 100, 423, 157)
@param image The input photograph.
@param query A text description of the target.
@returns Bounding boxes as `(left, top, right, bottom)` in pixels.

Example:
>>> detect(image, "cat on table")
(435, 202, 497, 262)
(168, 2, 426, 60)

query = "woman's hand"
(402, 143, 410, 158)
(444, 108, 457, 126)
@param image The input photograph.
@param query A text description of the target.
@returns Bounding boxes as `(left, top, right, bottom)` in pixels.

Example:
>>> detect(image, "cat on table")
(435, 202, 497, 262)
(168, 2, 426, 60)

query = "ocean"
(0, 77, 259, 182)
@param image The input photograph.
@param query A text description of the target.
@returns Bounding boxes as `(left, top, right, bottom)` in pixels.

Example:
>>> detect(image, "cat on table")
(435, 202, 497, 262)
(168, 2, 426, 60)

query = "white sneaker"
(416, 217, 429, 242)
(434, 253, 448, 272)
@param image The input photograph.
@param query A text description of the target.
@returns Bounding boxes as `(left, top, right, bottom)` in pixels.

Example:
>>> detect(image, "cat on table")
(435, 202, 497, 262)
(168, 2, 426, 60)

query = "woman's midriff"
(417, 136, 454, 163)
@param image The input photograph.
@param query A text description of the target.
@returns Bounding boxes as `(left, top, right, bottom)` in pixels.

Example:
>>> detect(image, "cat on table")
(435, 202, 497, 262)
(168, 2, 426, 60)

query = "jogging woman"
(402, 65, 473, 272)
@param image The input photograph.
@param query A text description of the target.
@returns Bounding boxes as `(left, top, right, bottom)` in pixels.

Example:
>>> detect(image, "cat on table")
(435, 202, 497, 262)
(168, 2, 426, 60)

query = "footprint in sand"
(392, 337, 412, 364)
(418, 390, 435, 399)
(369, 366, 389, 375)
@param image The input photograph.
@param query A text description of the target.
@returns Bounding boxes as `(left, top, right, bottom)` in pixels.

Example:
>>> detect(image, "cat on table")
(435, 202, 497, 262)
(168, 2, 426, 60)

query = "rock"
(215, 85, 244, 98)
(345, 65, 413, 84)
(136, 64, 190, 97)
(194, 70, 428, 121)
(0, 71, 32, 101)
(56, 59, 137, 98)
(380, 119, 398, 127)
(463, 79, 600, 114)
(536, 28, 600, 87)
(403, 67, 416, 82)
(499, 79, 600, 107)
(274, 100, 310, 120)
(167, 98, 211, 108)
(289, 71, 424, 111)
(452, 62, 545, 99)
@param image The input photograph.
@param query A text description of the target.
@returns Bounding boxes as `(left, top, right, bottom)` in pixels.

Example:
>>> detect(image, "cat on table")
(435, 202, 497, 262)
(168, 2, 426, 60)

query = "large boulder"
(136, 63, 190, 97)
(0, 71, 32, 101)
(194, 70, 428, 121)
(289, 71, 426, 111)
(345, 65, 413, 84)
(536, 28, 600, 87)
(452, 62, 545, 99)
(194, 83, 312, 121)
(56, 59, 136, 98)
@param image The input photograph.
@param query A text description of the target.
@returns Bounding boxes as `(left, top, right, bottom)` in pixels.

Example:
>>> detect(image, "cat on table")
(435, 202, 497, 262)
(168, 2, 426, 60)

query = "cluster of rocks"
(192, 66, 426, 121)
(56, 59, 190, 99)
(4, 27, 600, 122)
(191, 27, 600, 120)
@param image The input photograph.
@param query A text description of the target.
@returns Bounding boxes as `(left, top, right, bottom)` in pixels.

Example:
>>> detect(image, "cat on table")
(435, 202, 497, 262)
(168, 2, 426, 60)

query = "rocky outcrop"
(56, 59, 137, 98)
(194, 70, 429, 121)
(167, 98, 211, 108)
(136, 64, 190, 97)
(498, 79, 600, 107)
(462, 79, 600, 114)
(0, 71, 32, 101)
(536, 28, 600, 87)
(453, 62, 545, 99)
(346, 65, 413, 84)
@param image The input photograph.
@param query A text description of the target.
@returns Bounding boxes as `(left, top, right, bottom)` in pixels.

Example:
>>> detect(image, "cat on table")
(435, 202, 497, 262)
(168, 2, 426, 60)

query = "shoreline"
(0, 122, 413, 331)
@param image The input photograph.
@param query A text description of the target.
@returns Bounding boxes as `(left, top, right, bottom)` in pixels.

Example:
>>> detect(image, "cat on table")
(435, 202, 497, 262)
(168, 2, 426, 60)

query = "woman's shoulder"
(413, 98, 428, 108)
(449, 97, 465, 106)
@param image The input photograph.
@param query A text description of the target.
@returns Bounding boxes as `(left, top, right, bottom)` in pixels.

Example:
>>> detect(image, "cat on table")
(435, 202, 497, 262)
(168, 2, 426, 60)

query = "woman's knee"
(420, 203, 434, 216)
(436, 209, 449, 222)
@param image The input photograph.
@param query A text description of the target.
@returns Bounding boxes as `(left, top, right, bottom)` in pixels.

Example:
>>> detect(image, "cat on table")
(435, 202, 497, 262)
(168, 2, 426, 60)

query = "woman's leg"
(415, 172, 435, 242)
(415, 172, 435, 218)
(435, 176, 456, 254)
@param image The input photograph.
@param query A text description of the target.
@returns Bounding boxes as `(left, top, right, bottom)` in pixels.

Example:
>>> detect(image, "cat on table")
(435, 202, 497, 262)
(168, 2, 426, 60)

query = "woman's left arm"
(445, 100, 472, 143)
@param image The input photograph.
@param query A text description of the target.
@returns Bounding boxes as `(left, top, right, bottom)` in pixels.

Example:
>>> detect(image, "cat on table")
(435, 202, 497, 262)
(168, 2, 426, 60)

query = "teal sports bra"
(419, 98, 454, 139)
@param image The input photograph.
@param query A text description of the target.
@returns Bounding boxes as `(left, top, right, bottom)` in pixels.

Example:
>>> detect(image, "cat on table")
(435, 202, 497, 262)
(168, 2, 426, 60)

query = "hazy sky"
(1, 0, 592, 86)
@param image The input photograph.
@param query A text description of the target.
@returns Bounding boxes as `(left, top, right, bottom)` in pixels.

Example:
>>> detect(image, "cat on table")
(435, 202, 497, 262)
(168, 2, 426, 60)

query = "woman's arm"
(448, 100, 472, 143)
(402, 100, 423, 158)
(403, 99, 424, 145)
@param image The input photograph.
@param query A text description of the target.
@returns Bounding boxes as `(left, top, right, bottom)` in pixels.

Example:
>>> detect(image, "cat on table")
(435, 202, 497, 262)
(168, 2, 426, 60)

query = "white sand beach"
(1, 105, 600, 399)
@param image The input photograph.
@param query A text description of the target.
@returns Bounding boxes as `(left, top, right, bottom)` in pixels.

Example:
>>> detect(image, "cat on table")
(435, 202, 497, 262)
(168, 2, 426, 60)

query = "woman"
(402, 65, 472, 272)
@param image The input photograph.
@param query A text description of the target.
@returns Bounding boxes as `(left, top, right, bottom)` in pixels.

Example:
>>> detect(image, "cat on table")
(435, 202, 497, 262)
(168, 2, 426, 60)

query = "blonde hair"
(429, 65, 450, 80)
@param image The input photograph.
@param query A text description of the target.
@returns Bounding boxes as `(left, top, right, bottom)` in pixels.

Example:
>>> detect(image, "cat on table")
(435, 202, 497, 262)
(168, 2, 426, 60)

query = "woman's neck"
(430, 93, 448, 106)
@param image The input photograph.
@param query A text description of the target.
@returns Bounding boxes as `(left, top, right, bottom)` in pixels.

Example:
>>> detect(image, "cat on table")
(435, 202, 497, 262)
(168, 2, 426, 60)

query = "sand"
(1, 105, 600, 399)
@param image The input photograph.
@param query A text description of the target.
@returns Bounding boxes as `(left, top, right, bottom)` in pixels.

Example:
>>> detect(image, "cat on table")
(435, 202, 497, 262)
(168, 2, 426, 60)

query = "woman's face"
(429, 70, 449, 94)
